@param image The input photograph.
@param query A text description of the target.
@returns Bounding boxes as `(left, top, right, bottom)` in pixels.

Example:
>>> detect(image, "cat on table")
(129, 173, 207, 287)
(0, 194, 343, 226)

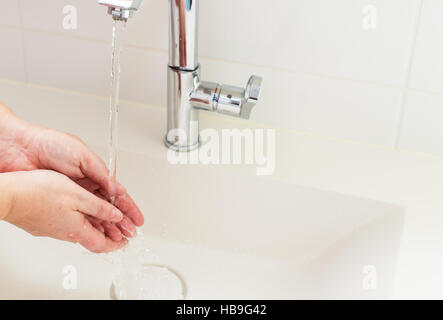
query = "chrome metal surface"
(189, 81, 220, 112)
(189, 76, 263, 119)
(242, 75, 263, 119)
(99, 0, 142, 21)
(168, 0, 199, 70)
(165, 0, 263, 151)
(165, 66, 201, 152)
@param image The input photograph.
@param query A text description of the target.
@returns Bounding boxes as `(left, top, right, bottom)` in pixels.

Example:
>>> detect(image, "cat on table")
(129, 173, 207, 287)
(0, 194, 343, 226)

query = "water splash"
(100, 229, 186, 300)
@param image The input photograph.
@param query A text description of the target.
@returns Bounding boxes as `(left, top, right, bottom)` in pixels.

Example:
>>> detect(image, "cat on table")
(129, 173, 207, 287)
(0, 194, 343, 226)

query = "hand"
(2, 170, 128, 253)
(0, 103, 144, 240)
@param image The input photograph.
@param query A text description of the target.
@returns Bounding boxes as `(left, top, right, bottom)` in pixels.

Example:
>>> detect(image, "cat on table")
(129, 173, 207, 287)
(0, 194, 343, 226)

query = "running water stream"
(104, 19, 185, 300)
(108, 20, 126, 203)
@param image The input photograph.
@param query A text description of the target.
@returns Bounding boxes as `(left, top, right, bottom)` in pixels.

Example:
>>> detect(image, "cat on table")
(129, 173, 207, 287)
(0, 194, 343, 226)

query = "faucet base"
(164, 135, 201, 152)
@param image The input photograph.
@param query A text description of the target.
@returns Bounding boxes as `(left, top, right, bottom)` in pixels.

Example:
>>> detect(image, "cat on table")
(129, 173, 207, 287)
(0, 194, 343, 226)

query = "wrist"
(0, 104, 38, 170)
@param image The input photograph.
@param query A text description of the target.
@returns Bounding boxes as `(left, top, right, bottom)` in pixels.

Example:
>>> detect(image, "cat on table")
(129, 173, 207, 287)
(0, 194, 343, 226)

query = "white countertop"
(1, 79, 443, 299)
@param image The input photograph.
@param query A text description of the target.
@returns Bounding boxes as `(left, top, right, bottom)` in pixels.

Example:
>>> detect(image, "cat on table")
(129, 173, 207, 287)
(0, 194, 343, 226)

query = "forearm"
(0, 172, 15, 221)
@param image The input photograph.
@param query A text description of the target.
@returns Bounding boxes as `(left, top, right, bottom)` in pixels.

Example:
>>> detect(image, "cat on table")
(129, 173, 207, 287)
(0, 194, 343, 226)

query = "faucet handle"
(241, 75, 263, 119)
(214, 75, 263, 119)
(191, 75, 263, 119)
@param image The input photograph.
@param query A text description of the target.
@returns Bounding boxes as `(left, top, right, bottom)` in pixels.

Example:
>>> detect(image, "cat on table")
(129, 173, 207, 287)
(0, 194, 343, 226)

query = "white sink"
(0, 149, 404, 299)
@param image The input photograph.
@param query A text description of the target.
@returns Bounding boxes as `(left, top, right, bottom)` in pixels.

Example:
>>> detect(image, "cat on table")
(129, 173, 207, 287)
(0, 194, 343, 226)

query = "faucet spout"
(99, 0, 142, 21)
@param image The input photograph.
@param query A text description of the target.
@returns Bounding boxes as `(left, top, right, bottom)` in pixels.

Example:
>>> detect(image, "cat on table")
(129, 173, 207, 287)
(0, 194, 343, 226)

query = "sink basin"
(0, 148, 405, 299)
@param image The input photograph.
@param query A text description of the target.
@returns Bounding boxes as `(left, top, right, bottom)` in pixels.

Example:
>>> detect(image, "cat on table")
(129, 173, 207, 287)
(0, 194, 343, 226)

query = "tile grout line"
(0, 24, 406, 92)
(0, 76, 415, 154)
(16, 0, 29, 84)
(409, 87, 443, 97)
(3, 76, 443, 162)
(0, 76, 389, 151)
(198, 55, 401, 90)
(393, 0, 424, 149)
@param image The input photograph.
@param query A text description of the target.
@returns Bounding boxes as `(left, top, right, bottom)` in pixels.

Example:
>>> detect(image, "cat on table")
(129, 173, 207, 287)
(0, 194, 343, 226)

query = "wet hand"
(0, 103, 144, 241)
(2, 170, 129, 253)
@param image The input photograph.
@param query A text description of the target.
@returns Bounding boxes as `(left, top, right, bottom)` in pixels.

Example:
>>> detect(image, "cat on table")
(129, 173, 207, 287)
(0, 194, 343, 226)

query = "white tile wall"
(0, 0, 21, 27)
(402, 0, 443, 155)
(20, 0, 112, 41)
(119, 47, 167, 107)
(124, 0, 168, 49)
(202, 58, 403, 145)
(1, 0, 443, 154)
(24, 31, 110, 96)
(22, 29, 168, 105)
(200, 0, 420, 86)
(410, 0, 443, 93)
(0, 28, 25, 82)
(399, 91, 443, 156)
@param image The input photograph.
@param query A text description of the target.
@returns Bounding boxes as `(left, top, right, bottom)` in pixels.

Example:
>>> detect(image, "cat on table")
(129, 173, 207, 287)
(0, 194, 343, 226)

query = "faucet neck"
(168, 0, 199, 70)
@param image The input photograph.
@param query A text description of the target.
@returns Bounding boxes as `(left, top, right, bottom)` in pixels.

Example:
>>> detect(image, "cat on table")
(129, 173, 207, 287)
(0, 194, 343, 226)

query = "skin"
(0, 103, 144, 252)
(0, 170, 128, 253)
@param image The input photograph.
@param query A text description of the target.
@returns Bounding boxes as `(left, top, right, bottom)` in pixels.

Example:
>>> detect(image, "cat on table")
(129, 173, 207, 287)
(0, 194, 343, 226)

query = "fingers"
(76, 187, 124, 223)
(102, 221, 123, 241)
(76, 146, 143, 228)
(80, 188, 136, 241)
(101, 191, 143, 238)
(75, 147, 144, 236)
(86, 216, 105, 233)
(76, 217, 128, 253)
(113, 192, 144, 227)
(116, 216, 137, 238)
(75, 178, 100, 194)
(79, 150, 125, 198)
(90, 190, 124, 240)
(96, 187, 144, 232)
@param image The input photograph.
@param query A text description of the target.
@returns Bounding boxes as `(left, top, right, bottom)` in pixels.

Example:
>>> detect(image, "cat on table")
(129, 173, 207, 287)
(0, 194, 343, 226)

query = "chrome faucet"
(166, 0, 262, 151)
(99, 0, 142, 21)
(101, 0, 263, 152)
